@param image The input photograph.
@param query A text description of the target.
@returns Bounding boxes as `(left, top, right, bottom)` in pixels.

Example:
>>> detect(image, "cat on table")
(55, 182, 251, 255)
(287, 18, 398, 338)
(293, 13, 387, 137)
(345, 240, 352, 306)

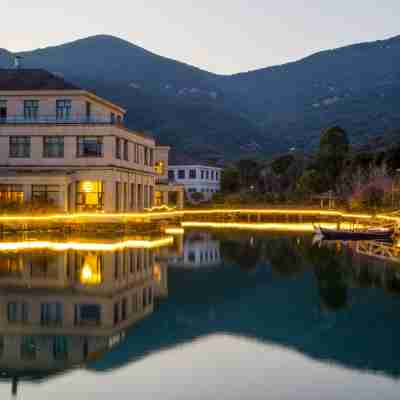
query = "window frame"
(43, 136, 64, 158)
(9, 136, 31, 158)
(56, 99, 72, 121)
(123, 140, 129, 161)
(77, 136, 103, 158)
(23, 100, 39, 120)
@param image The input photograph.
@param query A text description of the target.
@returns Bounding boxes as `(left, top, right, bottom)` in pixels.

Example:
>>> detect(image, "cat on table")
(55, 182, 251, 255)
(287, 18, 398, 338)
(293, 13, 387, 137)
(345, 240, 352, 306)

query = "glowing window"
(75, 181, 104, 212)
(77, 253, 103, 285)
(155, 161, 165, 175)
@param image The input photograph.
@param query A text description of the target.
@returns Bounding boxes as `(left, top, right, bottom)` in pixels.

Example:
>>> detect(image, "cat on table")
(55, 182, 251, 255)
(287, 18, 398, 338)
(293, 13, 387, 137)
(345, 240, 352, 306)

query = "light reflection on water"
(0, 230, 399, 399)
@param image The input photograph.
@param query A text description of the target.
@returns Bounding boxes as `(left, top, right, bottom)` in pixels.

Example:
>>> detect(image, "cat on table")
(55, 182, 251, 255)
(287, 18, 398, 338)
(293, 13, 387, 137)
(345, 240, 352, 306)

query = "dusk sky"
(2, 0, 400, 74)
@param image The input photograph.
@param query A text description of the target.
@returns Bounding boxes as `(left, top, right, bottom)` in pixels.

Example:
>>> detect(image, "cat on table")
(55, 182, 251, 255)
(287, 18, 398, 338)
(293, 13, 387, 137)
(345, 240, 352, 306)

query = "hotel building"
(0, 69, 158, 213)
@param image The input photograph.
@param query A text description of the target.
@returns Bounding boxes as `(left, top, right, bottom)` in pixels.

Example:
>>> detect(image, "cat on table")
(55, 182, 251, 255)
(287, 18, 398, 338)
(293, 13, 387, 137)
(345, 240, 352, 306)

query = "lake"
(0, 229, 399, 399)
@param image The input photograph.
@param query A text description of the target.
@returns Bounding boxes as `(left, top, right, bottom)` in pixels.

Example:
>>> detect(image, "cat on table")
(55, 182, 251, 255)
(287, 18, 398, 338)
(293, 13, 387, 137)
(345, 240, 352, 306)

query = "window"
(10, 136, 30, 158)
(132, 293, 138, 312)
(24, 100, 39, 120)
(115, 138, 121, 159)
(144, 147, 149, 166)
(121, 298, 127, 321)
(114, 252, 120, 280)
(32, 185, 60, 204)
(143, 288, 148, 308)
(115, 182, 121, 212)
(130, 183, 136, 210)
(188, 251, 196, 263)
(74, 304, 101, 326)
(189, 169, 197, 179)
(155, 161, 165, 175)
(41, 302, 63, 326)
(43, 136, 64, 158)
(178, 170, 185, 179)
(56, 100, 71, 120)
(76, 253, 103, 285)
(123, 182, 128, 211)
(216, 172, 219, 181)
(75, 181, 104, 212)
(143, 184, 149, 208)
(7, 302, 28, 323)
(149, 186, 154, 208)
(134, 143, 139, 163)
(113, 302, 120, 325)
(53, 336, 68, 361)
(211, 171, 215, 180)
(110, 113, 116, 124)
(123, 140, 129, 161)
(137, 184, 143, 209)
(206, 170, 210, 180)
(0, 100, 7, 122)
(77, 136, 103, 157)
(85, 102, 91, 120)
(168, 170, 175, 180)
(149, 149, 154, 167)
(201, 170, 205, 180)
(21, 336, 37, 361)
(0, 184, 24, 203)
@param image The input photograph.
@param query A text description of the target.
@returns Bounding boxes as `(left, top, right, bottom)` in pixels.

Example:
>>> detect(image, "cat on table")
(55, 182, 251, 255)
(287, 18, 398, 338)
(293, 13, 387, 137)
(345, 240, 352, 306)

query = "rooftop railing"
(0, 114, 123, 125)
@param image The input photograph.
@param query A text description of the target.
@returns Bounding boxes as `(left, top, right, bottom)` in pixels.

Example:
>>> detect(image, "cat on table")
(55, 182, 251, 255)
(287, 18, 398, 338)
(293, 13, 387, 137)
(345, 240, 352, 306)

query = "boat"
(314, 226, 394, 241)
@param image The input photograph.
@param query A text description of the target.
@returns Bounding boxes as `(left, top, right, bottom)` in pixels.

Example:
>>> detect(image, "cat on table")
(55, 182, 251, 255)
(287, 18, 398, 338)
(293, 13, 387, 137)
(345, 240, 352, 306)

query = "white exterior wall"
(168, 165, 221, 202)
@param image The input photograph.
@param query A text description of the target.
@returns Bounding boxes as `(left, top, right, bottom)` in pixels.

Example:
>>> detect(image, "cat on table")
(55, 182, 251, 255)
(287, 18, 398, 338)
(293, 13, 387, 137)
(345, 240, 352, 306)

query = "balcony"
(0, 114, 123, 125)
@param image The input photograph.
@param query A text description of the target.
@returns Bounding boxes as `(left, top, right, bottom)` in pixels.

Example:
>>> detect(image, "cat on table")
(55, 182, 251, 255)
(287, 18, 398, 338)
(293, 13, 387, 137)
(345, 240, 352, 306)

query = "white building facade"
(167, 164, 221, 202)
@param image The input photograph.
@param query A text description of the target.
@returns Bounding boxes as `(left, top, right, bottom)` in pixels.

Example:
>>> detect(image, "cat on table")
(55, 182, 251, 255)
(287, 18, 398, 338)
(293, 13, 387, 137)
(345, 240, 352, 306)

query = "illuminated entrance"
(154, 191, 163, 206)
(75, 181, 104, 212)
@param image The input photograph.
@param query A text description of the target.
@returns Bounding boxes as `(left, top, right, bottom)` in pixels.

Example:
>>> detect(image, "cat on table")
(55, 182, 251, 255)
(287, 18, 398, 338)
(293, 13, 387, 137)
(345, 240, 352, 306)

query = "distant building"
(0, 68, 165, 212)
(167, 164, 222, 202)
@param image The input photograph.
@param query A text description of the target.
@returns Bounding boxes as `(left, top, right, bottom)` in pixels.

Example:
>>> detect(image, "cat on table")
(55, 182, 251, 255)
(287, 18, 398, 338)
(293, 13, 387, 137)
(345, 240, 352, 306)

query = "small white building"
(168, 164, 222, 202)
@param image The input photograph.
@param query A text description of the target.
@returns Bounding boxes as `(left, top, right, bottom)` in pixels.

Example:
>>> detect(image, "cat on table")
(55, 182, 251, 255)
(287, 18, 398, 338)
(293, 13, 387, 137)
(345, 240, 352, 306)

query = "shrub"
(361, 186, 385, 208)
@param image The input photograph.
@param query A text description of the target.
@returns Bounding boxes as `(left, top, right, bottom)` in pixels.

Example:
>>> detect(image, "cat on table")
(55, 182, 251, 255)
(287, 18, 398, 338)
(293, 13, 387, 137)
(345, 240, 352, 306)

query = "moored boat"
(314, 226, 394, 241)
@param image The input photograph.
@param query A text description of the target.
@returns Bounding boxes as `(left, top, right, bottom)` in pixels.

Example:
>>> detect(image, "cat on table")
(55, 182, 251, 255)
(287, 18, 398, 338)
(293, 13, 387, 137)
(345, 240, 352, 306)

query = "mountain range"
(1, 34, 400, 163)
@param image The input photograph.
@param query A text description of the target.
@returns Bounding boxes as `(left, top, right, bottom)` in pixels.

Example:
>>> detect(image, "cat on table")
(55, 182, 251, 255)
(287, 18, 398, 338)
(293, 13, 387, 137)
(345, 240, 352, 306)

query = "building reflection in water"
(163, 231, 221, 268)
(0, 236, 171, 396)
(2, 231, 400, 396)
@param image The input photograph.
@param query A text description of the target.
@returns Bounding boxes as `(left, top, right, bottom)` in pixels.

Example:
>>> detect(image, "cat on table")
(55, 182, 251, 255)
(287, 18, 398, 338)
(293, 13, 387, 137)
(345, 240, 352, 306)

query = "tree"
(319, 126, 349, 157)
(318, 126, 350, 186)
(221, 166, 240, 193)
(296, 169, 324, 195)
(361, 186, 384, 208)
(270, 154, 295, 175)
(237, 159, 259, 188)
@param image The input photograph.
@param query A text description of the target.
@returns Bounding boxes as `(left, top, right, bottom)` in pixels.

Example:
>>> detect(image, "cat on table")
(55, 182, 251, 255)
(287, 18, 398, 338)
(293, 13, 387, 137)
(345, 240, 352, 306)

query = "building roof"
(0, 69, 80, 91)
(169, 164, 222, 170)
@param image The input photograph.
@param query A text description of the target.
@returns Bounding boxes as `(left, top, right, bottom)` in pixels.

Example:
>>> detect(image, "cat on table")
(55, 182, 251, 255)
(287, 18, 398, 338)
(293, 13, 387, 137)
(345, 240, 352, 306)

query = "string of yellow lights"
(0, 237, 174, 252)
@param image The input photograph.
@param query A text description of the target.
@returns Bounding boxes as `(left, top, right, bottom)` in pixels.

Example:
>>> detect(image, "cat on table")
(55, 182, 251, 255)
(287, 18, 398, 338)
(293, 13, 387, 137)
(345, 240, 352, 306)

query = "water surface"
(0, 230, 399, 399)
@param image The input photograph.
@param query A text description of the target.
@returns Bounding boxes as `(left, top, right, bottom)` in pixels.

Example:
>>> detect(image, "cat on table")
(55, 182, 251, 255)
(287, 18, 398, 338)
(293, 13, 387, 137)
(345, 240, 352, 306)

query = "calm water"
(0, 230, 399, 399)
